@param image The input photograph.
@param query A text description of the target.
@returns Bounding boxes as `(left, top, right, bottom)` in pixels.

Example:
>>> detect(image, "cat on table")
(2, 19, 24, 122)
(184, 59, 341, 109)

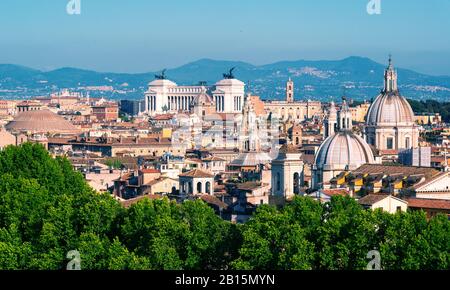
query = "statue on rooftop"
(223, 67, 236, 79)
(155, 69, 167, 80)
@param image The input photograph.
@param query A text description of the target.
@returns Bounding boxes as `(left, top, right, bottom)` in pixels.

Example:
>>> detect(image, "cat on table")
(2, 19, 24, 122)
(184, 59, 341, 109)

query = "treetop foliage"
(0, 143, 448, 270)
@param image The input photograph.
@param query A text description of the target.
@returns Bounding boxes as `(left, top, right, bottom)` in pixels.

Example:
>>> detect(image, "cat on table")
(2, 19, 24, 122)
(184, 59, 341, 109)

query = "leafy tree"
(105, 159, 123, 170)
(0, 143, 449, 270)
(232, 205, 314, 270)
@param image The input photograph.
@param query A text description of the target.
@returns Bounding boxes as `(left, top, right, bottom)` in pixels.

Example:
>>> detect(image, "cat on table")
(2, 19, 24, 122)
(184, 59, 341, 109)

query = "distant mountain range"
(1, 56, 450, 101)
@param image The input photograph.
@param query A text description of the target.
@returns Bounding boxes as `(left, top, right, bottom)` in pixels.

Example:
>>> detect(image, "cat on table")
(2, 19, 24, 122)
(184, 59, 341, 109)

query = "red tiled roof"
(379, 149, 398, 155)
(199, 194, 228, 209)
(151, 114, 174, 121)
(120, 194, 162, 208)
(202, 156, 226, 162)
(358, 194, 389, 205)
(237, 182, 267, 191)
(406, 198, 450, 210)
(179, 169, 214, 178)
(353, 164, 439, 182)
(140, 169, 160, 174)
(322, 189, 350, 197)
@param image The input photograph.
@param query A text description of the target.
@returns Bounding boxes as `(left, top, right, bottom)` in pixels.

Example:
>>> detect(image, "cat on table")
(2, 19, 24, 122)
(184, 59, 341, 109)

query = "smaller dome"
(148, 79, 177, 87)
(193, 88, 213, 106)
(366, 92, 415, 126)
(315, 131, 375, 171)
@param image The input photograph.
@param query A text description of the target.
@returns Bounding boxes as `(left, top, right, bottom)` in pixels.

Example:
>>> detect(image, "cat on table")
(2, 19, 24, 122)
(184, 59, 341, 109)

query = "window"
(396, 206, 402, 212)
(387, 137, 394, 150)
(293, 172, 300, 194)
(405, 137, 410, 149)
(276, 172, 281, 191)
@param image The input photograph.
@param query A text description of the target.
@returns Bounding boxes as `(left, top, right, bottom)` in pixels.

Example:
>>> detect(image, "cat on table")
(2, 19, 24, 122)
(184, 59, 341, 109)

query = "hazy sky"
(1, 0, 450, 75)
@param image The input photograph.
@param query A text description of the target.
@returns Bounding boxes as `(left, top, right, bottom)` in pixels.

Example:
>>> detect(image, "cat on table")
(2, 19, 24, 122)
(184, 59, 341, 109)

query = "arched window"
(405, 137, 410, 149)
(205, 182, 211, 194)
(296, 137, 300, 145)
(197, 182, 202, 194)
(293, 173, 300, 194)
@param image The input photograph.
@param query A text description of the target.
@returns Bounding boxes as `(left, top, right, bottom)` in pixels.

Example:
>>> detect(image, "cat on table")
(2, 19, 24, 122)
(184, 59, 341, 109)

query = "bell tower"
(286, 78, 294, 103)
(338, 98, 353, 131)
(324, 101, 337, 138)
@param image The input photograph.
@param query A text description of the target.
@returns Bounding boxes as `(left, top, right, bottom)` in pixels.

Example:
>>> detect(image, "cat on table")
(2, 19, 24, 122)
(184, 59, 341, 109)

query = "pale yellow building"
(415, 113, 442, 125)
(263, 78, 322, 121)
(358, 194, 408, 213)
(350, 102, 371, 123)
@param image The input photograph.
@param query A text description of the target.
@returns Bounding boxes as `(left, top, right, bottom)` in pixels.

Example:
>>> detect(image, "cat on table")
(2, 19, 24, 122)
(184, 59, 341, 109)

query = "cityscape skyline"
(1, 0, 450, 75)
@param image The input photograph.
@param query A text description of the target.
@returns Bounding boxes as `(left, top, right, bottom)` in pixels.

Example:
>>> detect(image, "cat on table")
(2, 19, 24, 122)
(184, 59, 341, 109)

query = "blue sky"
(1, 0, 449, 75)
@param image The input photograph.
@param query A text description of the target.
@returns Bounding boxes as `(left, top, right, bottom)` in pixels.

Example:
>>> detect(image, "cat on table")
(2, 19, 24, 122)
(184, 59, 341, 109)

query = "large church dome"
(366, 93, 415, 126)
(366, 56, 415, 126)
(364, 56, 419, 151)
(314, 131, 375, 171)
(5, 109, 79, 134)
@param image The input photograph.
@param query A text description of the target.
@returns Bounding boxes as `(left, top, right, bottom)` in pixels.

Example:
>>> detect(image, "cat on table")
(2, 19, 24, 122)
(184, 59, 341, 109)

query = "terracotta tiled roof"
(406, 198, 450, 210)
(430, 156, 445, 163)
(199, 194, 228, 209)
(379, 149, 398, 155)
(145, 177, 173, 186)
(353, 164, 439, 182)
(151, 114, 174, 121)
(322, 189, 350, 196)
(202, 156, 226, 162)
(179, 169, 214, 178)
(237, 182, 266, 191)
(120, 194, 162, 208)
(140, 169, 160, 174)
(358, 194, 389, 205)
